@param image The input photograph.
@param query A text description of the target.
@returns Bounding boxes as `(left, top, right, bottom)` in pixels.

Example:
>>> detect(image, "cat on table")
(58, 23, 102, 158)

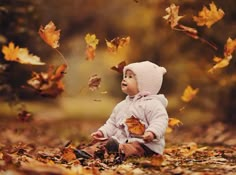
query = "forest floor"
(0, 115, 236, 175)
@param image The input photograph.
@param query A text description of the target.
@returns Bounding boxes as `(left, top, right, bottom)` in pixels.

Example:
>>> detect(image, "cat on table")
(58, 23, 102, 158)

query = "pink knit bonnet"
(123, 61, 167, 95)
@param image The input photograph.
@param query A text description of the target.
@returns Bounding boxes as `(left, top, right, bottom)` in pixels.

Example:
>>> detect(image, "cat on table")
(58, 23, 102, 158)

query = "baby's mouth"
(122, 83, 127, 86)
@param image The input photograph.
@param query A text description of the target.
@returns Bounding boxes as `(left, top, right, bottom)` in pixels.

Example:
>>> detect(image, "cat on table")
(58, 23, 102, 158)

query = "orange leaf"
(61, 147, 77, 162)
(224, 37, 236, 57)
(85, 34, 99, 60)
(168, 118, 183, 127)
(111, 61, 126, 74)
(163, 4, 184, 29)
(181, 85, 199, 102)
(85, 45, 96, 61)
(27, 64, 66, 97)
(2, 42, 19, 61)
(125, 115, 145, 136)
(106, 36, 130, 53)
(39, 21, 60, 48)
(88, 74, 101, 91)
(2, 42, 45, 65)
(193, 2, 224, 28)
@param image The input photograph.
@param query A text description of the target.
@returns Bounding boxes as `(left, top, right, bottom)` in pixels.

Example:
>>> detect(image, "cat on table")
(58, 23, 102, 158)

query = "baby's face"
(121, 70, 139, 96)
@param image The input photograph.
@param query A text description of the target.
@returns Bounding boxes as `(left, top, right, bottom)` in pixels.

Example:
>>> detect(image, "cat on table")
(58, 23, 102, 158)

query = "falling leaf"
(166, 118, 183, 134)
(181, 85, 199, 102)
(106, 36, 130, 53)
(163, 4, 184, 29)
(208, 58, 230, 73)
(85, 34, 99, 60)
(18, 110, 33, 122)
(27, 64, 67, 97)
(193, 2, 224, 28)
(125, 115, 145, 136)
(88, 74, 101, 91)
(39, 21, 60, 48)
(2, 42, 19, 61)
(224, 37, 236, 57)
(2, 42, 45, 65)
(111, 61, 126, 74)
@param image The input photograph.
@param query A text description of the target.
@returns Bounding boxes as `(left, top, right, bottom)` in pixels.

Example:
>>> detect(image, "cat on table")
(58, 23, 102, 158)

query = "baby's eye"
(124, 75, 127, 78)
(128, 75, 133, 78)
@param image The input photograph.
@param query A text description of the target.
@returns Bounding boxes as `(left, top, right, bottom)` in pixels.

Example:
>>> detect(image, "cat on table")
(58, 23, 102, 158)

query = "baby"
(77, 61, 168, 160)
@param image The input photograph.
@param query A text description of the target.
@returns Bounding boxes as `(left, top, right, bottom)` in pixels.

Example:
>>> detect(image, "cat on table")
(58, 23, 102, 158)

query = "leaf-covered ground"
(0, 116, 236, 175)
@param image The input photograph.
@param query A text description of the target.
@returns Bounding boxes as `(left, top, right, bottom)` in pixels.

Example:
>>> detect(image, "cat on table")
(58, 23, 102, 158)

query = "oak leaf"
(193, 2, 224, 28)
(27, 64, 67, 97)
(39, 21, 60, 48)
(181, 85, 199, 102)
(125, 115, 145, 136)
(106, 36, 130, 53)
(111, 61, 126, 74)
(85, 34, 99, 60)
(88, 74, 101, 91)
(2, 42, 45, 65)
(163, 4, 183, 29)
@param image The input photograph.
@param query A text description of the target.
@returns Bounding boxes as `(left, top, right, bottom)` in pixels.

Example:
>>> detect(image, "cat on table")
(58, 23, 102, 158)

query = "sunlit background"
(0, 0, 236, 126)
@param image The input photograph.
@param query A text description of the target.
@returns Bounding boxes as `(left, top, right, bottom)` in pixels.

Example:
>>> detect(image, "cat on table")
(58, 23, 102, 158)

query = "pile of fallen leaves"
(0, 118, 236, 175)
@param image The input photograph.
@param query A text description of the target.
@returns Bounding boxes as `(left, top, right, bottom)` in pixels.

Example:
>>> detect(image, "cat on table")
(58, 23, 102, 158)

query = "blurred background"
(0, 0, 236, 126)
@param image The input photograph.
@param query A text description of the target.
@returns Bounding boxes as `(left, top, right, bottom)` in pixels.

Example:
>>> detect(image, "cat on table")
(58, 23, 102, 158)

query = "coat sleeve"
(98, 104, 120, 138)
(145, 100, 169, 141)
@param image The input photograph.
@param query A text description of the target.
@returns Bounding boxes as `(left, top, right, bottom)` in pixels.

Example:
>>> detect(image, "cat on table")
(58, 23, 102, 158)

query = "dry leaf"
(224, 37, 236, 57)
(181, 85, 199, 102)
(163, 3, 184, 29)
(168, 118, 183, 127)
(2, 42, 19, 61)
(27, 64, 67, 97)
(193, 2, 224, 28)
(2, 42, 45, 65)
(88, 74, 101, 91)
(125, 115, 145, 136)
(106, 36, 130, 53)
(61, 147, 77, 162)
(39, 21, 60, 48)
(111, 61, 126, 74)
(85, 34, 99, 60)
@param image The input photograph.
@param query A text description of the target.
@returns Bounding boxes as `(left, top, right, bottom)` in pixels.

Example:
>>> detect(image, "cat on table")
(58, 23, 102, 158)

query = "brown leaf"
(106, 36, 130, 53)
(125, 115, 145, 136)
(88, 74, 101, 91)
(38, 21, 60, 48)
(27, 64, 66, 97)
(61, 147, 77, 162)
(111, 61, 126, 74)
(193, 2, 224, 28)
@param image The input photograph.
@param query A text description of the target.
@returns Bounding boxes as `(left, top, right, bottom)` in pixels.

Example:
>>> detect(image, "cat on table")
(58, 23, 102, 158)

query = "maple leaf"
(106, 36, 130, 53)
(181, 85, 199, 102)
(27, 64, 67, 97)
(2, 42, 45, 65)
(125, 115, 145, 136)
(2, 42, 19, 61)
(193, 2, 224, 28)
(163, 3, 184, 29)
(88, 74, 101, 91)
(39, 21, 60, 48)
(111, 61, 126, 74)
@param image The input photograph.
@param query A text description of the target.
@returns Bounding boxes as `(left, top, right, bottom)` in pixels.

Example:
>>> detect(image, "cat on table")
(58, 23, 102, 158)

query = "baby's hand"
(143, 131, 155, 143)
(91, 130, 104, 140)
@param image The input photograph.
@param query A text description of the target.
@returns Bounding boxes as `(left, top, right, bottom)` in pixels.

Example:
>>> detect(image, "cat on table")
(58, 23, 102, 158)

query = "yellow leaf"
(224, 37, 236, 57)
(39, 21, 60, 48)
(2, 42, 19, 61)
(181, 85, 199, 102)
(17, 48, 45, 65)
(85, 33, 99, 49)
(163, 3, 184, 29)
(213, 56, 223, 62)
(125, 115, 145, 136)
(2, 42, 45, 65)
(165, 127, 173, 134)
(168, 118, 183, 127)
(193, 2, 224, 28)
